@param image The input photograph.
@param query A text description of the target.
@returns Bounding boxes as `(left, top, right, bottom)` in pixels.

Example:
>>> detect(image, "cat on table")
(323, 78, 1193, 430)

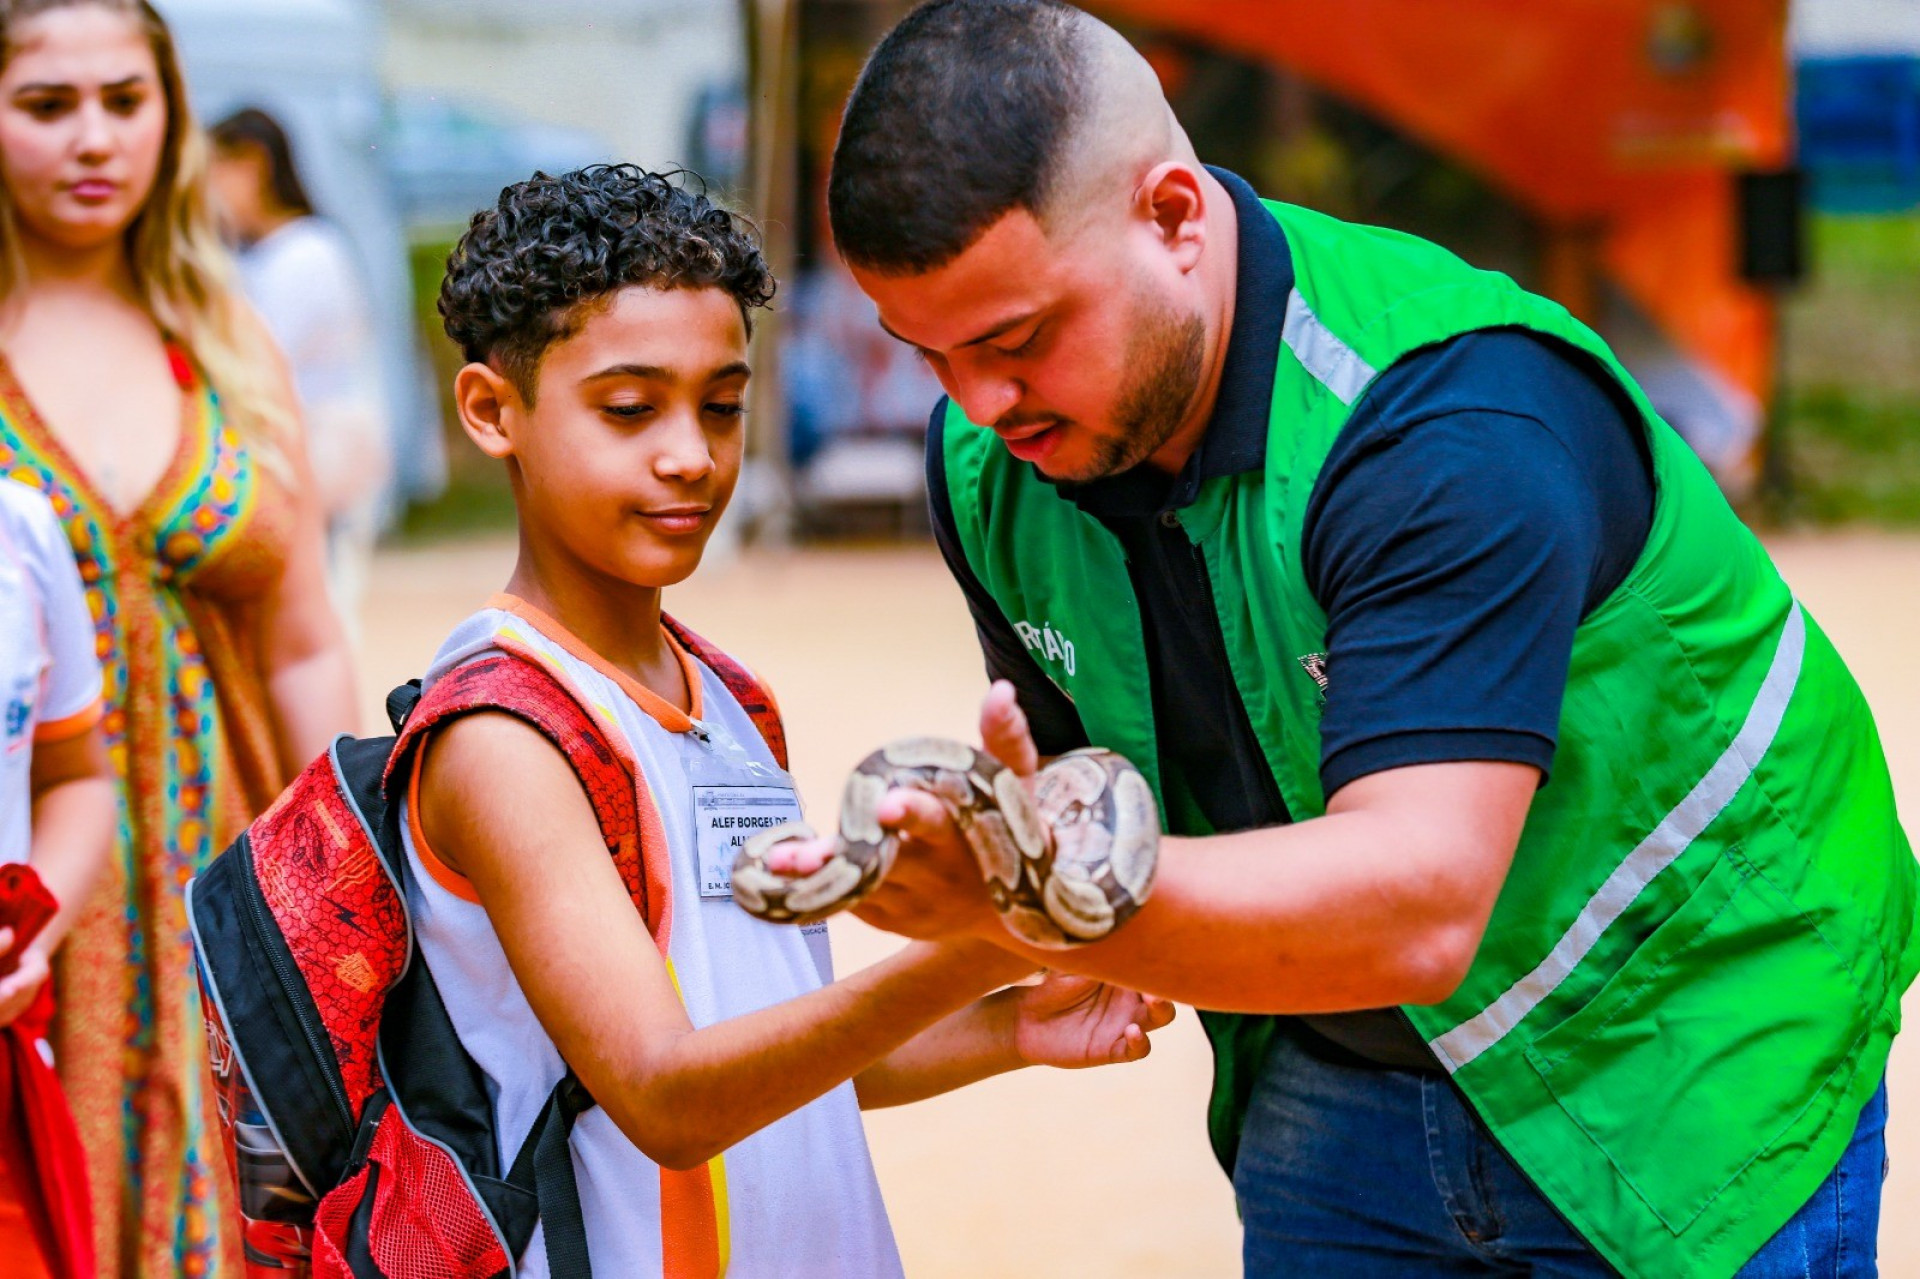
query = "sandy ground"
(354, 532, 1920, 1277)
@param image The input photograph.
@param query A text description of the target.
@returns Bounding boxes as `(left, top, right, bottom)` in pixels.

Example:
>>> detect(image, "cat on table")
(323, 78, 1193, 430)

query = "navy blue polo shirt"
(927, 168, 1653, 1069)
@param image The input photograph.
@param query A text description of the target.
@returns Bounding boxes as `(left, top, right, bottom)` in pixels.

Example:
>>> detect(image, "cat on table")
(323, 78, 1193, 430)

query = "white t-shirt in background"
(0, 480, 103, 864)
(238, 217, 390, 512)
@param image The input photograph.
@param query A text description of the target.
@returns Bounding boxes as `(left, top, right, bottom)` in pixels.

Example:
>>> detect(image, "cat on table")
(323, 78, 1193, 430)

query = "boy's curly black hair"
(438, 164, 776, 400)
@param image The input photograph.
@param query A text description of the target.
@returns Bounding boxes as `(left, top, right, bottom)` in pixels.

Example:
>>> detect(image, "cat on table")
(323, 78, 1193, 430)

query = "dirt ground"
(355, 532, 1920, 1278)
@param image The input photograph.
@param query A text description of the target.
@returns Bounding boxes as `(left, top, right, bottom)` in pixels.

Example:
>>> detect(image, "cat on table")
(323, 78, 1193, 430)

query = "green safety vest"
(940, 198, 1919, 1278)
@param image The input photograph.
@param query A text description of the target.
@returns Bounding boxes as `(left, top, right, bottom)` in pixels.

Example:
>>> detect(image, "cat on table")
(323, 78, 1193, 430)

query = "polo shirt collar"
(1062, 165, 1294, 517)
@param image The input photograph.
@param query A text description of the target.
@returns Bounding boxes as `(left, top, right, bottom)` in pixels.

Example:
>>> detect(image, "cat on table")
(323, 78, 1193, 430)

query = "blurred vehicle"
(1797, 56, 1920, 213)
(380, 90, 613, 229)
(683, 80, 750, 194)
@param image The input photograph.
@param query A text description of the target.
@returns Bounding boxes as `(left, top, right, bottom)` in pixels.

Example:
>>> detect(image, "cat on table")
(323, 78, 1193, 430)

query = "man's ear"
(1135, 161, 1207, 273)
(453, 362, 518, 460)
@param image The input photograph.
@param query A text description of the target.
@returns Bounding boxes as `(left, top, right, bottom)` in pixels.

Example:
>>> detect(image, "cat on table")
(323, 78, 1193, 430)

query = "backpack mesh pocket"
(311, 1110, 511, 1279)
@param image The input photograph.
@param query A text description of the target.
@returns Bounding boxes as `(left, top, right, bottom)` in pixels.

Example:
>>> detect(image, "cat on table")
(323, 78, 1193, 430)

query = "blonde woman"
(0, 1, 355, 1272)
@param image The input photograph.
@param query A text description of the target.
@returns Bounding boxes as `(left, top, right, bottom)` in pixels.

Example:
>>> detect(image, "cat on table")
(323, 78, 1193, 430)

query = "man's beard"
(1068, 295, 1207, 483)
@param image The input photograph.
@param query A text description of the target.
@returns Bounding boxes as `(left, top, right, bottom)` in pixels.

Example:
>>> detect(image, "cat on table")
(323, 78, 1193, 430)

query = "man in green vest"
(808, 1, 1918, 1274)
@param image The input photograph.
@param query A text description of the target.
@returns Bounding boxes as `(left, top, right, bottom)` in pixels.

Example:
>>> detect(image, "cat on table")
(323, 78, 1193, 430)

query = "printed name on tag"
(693, 784, 801, 899)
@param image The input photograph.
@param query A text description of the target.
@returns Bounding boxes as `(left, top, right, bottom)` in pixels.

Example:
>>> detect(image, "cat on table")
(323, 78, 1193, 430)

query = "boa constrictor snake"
(730, 738, 1160, 949)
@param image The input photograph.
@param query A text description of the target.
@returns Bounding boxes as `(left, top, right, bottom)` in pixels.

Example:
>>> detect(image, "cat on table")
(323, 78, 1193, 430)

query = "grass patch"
(1773, 387, 1920, 525)
(396, 463, 517, 543)
(389, 234, 523, 544)
(1772, 211, 1920, 524)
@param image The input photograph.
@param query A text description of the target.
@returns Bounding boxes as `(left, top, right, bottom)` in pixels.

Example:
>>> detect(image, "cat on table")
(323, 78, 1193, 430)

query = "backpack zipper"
(238, 837, 356, 1144)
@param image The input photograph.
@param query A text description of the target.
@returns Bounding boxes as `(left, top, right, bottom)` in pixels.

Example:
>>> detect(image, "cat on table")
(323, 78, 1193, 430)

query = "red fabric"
(308, 1161, 368, 1278)
(220, 655, 690, 1277)
(391, 654, 661, 938)
(664, 615, 789, 770)
(0, 985, 94, 1279)
(164, 343, 196, 390)
(249, 759, 410, 1118)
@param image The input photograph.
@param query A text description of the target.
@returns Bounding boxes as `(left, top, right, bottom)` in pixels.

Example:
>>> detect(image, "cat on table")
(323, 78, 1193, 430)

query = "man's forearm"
(851, 737, 1535, 1018)
(972, 764, 1529, 1014)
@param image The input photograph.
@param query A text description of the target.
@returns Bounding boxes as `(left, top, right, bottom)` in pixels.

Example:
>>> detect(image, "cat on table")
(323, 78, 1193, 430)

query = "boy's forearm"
(853, 988, 1027, 1109)
(609, 940, 1029, 1168)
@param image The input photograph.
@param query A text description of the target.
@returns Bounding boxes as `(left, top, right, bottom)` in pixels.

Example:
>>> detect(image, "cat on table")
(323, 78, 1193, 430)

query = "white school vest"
(401, 603, 901, 1278)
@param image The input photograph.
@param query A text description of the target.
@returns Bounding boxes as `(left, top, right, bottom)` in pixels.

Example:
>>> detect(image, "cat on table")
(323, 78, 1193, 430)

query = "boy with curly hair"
(415, 164, 1172, 1277)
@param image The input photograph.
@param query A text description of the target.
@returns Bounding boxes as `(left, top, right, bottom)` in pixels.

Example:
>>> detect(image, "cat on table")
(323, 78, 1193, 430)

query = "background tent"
(750, 0, 1803, 493)
(1089, 0, 1796, 485)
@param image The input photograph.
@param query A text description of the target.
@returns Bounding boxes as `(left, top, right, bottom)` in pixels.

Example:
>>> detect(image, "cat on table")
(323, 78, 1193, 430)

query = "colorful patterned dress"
(0, 346, 294, 1277)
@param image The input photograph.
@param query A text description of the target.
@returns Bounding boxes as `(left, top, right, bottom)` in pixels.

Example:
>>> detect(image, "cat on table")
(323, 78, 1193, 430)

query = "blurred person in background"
(0, 1, 356, 1273)
(209, 107, 390, 633)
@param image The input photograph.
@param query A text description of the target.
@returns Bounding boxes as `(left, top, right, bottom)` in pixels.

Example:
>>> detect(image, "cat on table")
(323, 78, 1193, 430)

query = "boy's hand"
(1010, 972, 1176, 1067)
(0, 929, 49, 1029)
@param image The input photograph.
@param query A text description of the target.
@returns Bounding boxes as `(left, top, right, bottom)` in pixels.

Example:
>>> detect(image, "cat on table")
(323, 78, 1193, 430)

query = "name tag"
(693, 785, 802, 900)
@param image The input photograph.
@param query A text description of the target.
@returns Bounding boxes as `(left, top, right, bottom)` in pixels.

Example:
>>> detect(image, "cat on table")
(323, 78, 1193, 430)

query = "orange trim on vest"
(406, 752, 483, 905)
(30, 701, 99, 744)
(628, 768, 676, 954)
(486, 594, 705, 730)
(658, 1159, 723, 1279)
(405, 645, 681, 953)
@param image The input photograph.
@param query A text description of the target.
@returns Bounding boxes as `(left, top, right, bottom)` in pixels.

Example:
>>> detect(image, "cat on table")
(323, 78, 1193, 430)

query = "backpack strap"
(385, 653, 661, 940)
(663, 614, 789, 769)
(503, 1074, 598, 1278)
(384, 653, 666, 1276)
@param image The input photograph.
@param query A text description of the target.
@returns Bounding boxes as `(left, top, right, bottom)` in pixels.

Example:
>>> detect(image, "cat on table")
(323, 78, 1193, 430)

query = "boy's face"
(472, 285, 750, 591)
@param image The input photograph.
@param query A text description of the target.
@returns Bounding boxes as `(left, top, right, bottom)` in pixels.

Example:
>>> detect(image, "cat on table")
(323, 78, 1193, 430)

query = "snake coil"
(731, 739, 1160, 949)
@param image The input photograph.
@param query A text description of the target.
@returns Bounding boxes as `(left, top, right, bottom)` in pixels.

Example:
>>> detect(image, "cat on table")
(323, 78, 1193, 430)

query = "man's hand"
(1010, 972, 1176, 1067)
(0, 928, 49, 1029)
(853, 680, 1040, 940)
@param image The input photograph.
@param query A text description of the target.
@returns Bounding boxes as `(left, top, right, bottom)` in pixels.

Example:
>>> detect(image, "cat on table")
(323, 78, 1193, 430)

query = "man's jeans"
(1235, 1025, 1889, 1277)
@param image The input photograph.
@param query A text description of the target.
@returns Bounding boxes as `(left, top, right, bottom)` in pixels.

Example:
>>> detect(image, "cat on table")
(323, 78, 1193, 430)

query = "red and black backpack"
(186, 619, 786, 1278)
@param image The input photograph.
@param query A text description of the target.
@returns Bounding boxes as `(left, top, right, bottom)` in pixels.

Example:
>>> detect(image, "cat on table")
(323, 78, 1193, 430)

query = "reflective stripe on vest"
(1428, 600, 1808, 1071)
(1281, 288, 1375, 405)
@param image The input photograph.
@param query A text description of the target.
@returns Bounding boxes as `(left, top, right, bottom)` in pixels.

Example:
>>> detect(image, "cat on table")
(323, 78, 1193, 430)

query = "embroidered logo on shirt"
(1014, 620, 1077, 677)
(1298, 652, 1330, 696)
(4, 687, 30, 741)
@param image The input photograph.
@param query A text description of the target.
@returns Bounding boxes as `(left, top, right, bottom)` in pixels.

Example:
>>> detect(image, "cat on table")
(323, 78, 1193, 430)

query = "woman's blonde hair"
(0, 0, 290, 455)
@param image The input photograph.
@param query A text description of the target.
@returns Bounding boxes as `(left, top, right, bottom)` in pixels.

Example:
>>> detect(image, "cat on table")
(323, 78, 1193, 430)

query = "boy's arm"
(854, 973, 1175, 1109)
(421, 710, 1037, 1172)
(0, 726, 114, 1027)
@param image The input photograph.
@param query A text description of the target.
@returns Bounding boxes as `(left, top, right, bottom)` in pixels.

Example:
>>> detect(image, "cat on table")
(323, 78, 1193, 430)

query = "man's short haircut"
(439, 164, 775, 399)
(828, 0, 1089, 275)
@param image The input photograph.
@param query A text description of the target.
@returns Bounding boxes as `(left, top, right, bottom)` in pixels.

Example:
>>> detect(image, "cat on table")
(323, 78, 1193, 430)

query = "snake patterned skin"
(731, 739, 1160, 949)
